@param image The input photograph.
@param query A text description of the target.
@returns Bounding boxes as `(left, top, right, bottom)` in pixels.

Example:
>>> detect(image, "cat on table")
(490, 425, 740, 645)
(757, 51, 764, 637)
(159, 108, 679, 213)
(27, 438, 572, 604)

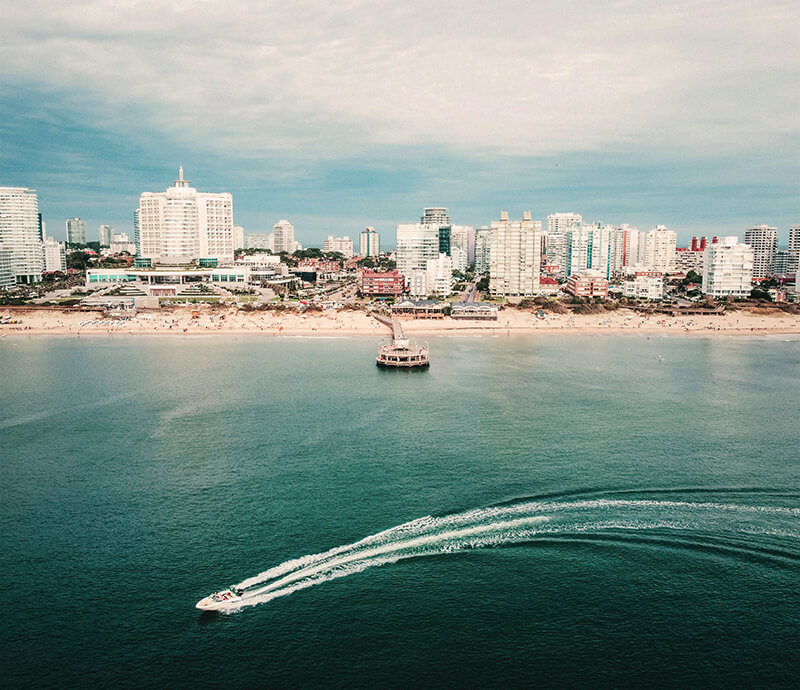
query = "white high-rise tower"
(489, 211, 541, 297)
(138, 168, 234, 264)
(743, 224, 778, 279)
(0, 187, 44, 284)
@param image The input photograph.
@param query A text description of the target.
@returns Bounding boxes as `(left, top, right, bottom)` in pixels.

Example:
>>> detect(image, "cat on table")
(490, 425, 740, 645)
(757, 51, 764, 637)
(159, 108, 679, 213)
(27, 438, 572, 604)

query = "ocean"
(1, 333, 799, 687)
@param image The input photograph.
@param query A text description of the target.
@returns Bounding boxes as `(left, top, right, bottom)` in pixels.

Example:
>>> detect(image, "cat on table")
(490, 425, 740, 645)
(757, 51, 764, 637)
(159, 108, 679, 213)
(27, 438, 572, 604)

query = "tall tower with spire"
(137, 168, 234, 264)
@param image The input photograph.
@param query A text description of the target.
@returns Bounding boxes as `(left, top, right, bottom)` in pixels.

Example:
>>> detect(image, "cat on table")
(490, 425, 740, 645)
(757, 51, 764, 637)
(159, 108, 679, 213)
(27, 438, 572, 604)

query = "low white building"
(623, 275, 663, 300)
(702, 237, 754, 298)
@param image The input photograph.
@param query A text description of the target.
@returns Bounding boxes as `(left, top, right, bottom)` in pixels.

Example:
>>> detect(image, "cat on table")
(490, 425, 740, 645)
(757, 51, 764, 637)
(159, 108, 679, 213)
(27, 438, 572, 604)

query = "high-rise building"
(359, 227, 380, 257)
(233, 226, 245, 251)
(450, 225, 476, 265)
(773, 250, 789, 276)
(133, 209, 140, 255)
(475, 228, 491, 274)
(0, 246, 14, 289)
(246, 233, 272, 251)
(643, 225, 677, 273)
(743, 224, 778, 278)
(272, 220, 295, 254)
(43, 236, 67, 272)
(66, 217, 86, 246)
(567, 223, 612, 278)
(702, 237, 754, 297)
(420, 207, 450, 226)
(99, 224, 113, 247)
(138, 168, 234, 264)
(545, 213, 582, 273)
(426, 253, 453, 297)
(489, 211, 541, 297)
(323, 235, 354, 258)
(396, 223, 439, 279)
(788, 225, 800, 276)
(0, 187, 44, 283)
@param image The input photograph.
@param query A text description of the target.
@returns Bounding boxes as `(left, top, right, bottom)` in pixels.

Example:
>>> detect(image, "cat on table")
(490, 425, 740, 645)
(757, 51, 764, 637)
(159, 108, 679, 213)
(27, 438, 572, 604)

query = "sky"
(1, 0, 798, 247)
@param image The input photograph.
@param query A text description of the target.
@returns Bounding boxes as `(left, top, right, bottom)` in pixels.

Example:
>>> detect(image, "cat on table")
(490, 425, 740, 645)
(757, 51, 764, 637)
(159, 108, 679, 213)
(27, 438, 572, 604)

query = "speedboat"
(196, 587, 244, 611)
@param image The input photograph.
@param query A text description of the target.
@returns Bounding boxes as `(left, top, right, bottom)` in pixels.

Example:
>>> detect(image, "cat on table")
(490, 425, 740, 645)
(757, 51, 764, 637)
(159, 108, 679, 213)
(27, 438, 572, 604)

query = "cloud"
(2, 0, 798, 161)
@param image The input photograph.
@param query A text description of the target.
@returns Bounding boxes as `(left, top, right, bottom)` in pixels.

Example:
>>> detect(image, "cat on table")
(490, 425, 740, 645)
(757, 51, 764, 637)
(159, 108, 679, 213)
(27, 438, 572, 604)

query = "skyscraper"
(66, 217, 86, 246)
(743, 225, 778, 279)
(138, 168, 234, 264)
(133, 209, 140, 256)
(396, 223, 439, 279)
(475, 228, 491, 274)
(450, 225, 476, 264)
(567, 223, 612, 278)
(233, 225, 245, 252)
(359, 227, 380, 257)
(545, 213, 582, 273)
(272, 220, 295, 253)
(99, 224, 113, 247)
(788, 225, 800, 276)
(0, 187, 44, 283)
(643, 225, 677, 273)
(489, 211, 541, 297)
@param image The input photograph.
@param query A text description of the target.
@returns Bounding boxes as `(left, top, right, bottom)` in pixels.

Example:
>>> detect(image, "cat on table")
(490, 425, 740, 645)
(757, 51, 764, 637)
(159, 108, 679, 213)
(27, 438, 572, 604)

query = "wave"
(209, 496, 800, 613)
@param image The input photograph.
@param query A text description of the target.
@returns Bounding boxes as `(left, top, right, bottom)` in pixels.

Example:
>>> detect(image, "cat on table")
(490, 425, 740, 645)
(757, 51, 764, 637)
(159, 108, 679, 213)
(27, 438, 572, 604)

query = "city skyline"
(1, 1, 798, 245)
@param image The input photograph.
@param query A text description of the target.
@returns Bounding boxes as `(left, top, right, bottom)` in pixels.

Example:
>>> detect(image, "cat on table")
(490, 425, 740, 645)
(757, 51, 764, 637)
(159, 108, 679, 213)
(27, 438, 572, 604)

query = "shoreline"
(2, 307, 799, 339)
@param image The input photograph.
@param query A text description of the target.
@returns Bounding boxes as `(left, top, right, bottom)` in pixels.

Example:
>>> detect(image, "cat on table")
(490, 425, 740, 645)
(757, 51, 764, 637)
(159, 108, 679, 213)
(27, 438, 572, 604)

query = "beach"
(2, 306, 799, 337)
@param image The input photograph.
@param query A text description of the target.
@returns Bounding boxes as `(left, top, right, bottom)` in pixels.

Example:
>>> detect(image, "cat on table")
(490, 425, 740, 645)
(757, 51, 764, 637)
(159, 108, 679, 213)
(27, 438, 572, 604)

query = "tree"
(66, 251, 91, 271)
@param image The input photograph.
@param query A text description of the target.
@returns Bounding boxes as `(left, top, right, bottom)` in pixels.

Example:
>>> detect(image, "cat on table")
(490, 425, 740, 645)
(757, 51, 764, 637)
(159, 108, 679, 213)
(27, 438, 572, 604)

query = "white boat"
(196, 587, 244, 611)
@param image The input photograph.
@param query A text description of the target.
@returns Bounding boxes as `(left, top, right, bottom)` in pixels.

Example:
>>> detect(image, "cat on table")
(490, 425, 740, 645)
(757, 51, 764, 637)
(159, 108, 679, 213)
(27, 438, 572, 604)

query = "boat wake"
(209, 494, 800, 613)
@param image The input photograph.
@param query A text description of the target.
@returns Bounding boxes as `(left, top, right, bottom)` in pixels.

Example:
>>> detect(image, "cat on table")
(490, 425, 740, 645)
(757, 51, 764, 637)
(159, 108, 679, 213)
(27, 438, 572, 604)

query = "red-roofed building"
(538, 276, 561, 295)
(360, 269, 405, 297)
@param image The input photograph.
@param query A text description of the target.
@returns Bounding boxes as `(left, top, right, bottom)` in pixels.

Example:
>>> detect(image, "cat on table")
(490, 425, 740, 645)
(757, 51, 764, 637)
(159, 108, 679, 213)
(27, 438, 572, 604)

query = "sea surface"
(1, 333, 799, 688)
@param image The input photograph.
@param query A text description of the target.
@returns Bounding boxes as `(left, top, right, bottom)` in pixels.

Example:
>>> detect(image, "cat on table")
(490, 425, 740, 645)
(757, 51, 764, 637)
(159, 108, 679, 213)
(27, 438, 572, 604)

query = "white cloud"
(2, 0, 798, 159)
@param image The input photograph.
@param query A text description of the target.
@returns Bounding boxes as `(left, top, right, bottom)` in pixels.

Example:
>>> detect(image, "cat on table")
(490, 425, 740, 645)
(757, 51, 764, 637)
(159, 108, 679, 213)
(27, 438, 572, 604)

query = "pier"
(372, 312, 430, 368)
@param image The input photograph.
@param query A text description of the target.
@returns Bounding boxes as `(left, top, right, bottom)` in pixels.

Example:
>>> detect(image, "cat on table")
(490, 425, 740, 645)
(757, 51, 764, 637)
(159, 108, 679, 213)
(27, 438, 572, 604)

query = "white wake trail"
(209, 498, 800, 613)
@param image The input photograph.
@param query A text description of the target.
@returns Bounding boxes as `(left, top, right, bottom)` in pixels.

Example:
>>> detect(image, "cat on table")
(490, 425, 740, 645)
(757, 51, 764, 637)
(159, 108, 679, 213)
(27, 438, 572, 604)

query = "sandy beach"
(2, 307, 800, 338)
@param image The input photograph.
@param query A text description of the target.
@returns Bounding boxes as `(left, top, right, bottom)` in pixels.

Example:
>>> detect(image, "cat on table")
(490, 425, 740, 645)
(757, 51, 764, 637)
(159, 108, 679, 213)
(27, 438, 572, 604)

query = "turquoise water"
(1, 334, 799, 687)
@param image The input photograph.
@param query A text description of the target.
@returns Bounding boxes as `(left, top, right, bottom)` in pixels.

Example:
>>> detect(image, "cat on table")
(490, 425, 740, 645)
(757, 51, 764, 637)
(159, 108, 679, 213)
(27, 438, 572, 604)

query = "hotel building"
(138, 168, 234, 264)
